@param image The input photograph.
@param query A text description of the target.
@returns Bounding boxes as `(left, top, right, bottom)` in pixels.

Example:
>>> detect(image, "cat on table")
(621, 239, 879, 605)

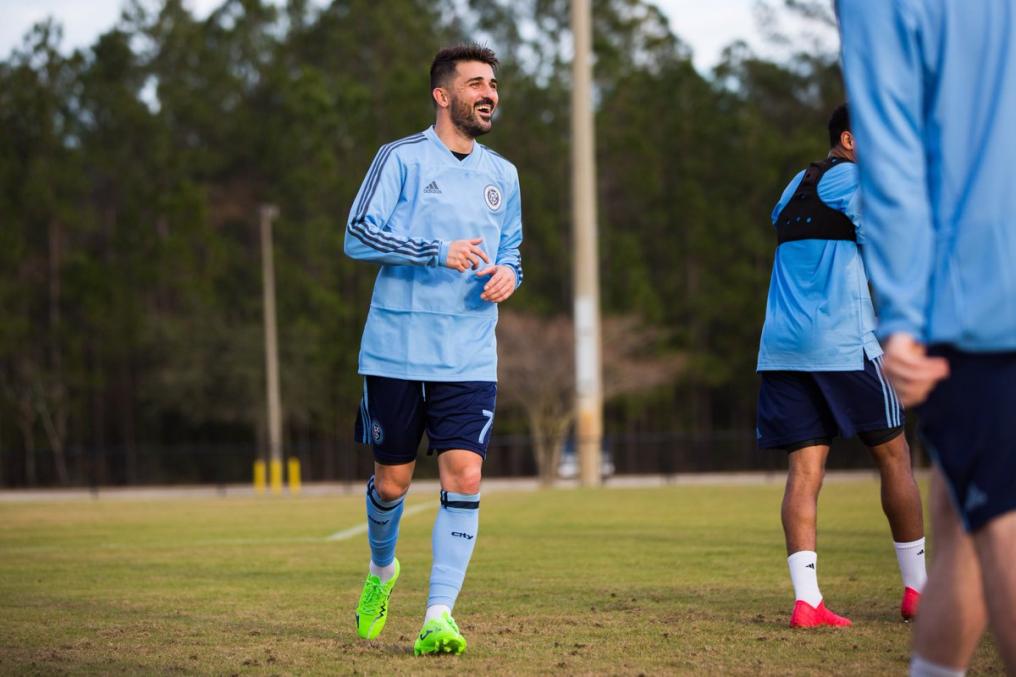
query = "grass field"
(0, 478, 1004, 675)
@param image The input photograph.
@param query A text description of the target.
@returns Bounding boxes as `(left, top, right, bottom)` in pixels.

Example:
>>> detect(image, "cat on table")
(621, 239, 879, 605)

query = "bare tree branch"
(497, 311, 685, 485)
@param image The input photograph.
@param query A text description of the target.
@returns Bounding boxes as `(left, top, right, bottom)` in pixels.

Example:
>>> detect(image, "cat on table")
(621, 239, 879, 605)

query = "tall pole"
(571, 0, 603, 487)
(259, 204, 284, 495)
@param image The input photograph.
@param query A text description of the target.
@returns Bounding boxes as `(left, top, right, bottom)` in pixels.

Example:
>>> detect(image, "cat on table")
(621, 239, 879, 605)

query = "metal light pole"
(571, 0, 603, 487)
(259, 204, 284, 495)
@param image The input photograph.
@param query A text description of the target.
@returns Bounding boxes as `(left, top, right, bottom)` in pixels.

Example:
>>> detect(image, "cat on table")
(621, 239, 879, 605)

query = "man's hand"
(882, 332, 950, 407)
(476, 265, 517, 303)
(446, 238, 490, 272)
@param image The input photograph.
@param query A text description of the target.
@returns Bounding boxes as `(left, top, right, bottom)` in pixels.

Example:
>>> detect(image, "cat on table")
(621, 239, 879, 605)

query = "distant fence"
(0, 428, 925, 488)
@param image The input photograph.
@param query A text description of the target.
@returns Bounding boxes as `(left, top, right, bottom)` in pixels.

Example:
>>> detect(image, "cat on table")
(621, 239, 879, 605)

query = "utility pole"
(259, 204, 284, 495)
(571, 0, 603, 487)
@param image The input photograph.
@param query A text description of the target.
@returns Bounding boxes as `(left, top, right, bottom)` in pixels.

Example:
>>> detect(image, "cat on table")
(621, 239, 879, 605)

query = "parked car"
(558, 436, 615, 479)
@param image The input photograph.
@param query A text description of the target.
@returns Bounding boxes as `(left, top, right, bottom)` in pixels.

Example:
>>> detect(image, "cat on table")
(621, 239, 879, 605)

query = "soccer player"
(756, 104, 927, 628)
(343, 44, 522, 656)
(839, 2, 1016, 674)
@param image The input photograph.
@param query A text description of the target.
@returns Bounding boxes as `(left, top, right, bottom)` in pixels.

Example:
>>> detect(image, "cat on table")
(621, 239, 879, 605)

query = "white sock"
(910, 654, 966, 677)
(424, 603, 452, 623)
(788, 550, 822, 607)
(895, 538, 928, 592)
(369, 560, 396, 584)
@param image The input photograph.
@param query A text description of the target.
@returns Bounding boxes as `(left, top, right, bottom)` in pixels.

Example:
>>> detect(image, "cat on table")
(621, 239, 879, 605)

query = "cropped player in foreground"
(343, 44, 523, 656)
(839, 1, 1016, 674)
(756, 104, 926, 629)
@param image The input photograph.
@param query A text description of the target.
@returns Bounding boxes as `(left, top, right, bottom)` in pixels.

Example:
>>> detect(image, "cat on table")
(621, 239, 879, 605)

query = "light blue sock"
(365, 475, 404, 568)
(427, 490, 480, 609)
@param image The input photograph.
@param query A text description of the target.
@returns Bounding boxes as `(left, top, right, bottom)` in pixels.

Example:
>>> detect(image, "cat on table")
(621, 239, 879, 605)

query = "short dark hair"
(430, 43, 499, 91)
(828, 103, 850, 148)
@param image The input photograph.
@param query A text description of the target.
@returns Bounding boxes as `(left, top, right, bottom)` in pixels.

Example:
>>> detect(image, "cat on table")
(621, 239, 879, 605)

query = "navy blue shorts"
(918, 347, 1016, 533)
(354, 376, 497, 465)
(757, 355, 904, 451)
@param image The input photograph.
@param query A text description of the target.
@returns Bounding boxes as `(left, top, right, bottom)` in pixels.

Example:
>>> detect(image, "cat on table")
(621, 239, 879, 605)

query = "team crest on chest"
(483, 184, 503, 212)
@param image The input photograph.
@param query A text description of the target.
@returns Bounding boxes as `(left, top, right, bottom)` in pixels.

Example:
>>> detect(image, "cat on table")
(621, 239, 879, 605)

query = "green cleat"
(354, 558, 400, 640)
(413, 612, 467, 656)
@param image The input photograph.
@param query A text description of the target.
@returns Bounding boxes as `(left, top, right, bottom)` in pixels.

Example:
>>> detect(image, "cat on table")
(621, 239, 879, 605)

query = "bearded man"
(345, 43, 523, 657)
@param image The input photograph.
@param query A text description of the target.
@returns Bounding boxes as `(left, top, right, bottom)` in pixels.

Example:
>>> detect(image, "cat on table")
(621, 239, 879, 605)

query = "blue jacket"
(344, 126, 523, 381)
(839, 0, 1016, 350)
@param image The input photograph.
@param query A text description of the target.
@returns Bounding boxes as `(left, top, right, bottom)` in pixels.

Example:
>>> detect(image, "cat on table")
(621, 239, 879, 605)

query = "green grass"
(0, 479, 1003, 675)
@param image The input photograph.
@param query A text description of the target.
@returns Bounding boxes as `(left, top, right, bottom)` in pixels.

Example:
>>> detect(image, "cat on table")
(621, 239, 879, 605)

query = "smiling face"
(436, 60, 499, 138)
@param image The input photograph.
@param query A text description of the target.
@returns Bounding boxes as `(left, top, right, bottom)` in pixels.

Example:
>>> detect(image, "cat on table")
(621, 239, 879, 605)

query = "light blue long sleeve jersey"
(838, 0, 1016, 350)
(344, 126, 523, 382)
(757, 162, 883, 371)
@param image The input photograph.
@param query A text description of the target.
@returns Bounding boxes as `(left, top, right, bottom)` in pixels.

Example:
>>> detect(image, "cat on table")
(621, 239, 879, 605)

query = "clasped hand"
(445, 238, 516, 303)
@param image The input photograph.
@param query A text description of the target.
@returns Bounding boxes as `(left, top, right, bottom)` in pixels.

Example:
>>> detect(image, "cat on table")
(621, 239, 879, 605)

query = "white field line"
(3, 501, 440, 554)
(326, 501, 438, 542)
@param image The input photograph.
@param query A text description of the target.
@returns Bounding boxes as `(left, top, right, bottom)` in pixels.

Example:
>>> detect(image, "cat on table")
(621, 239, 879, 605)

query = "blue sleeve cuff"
(510, 264, 522, 289)
(875, 318, 925, 344)
(435, 241, 449, 268)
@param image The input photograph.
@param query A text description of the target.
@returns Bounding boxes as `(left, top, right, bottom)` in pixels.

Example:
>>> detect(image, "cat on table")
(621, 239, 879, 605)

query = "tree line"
(0, 0, 844, 486)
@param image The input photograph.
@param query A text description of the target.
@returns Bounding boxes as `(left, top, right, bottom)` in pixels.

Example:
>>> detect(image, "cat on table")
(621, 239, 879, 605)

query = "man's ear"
(841, 130, 855, 151)
(433, 87, 449, 109)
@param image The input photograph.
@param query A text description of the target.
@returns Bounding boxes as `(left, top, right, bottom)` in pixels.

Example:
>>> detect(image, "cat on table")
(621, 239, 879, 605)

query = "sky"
(0, 0, 838, 73)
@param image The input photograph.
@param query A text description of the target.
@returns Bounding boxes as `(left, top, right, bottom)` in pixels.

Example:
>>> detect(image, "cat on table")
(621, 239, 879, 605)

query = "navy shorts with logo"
(919, 347, 1016, 533)
(354, 376, 497, 465)
(758, 355, 904, 451)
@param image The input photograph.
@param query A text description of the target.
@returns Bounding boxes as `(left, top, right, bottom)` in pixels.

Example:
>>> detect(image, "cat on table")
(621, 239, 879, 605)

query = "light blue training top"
(757, 161, 883, 371)
(839, 0, 1016, 351)
(344, 125, 523, 382)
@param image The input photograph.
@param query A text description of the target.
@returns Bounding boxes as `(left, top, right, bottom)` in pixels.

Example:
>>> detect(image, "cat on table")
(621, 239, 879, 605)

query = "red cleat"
(789, 600, 853, 628)
(901, 587, 921, 621)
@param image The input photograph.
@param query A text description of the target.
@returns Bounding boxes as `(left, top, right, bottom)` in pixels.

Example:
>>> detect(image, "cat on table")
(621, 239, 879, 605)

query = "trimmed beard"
(450, 96, 493, 138)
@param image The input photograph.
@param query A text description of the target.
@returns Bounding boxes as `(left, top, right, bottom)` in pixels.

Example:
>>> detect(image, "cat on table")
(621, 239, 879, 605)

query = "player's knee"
(446, 466, 482, 495)
(872, 450, 914, 480)
(789, 463, 825, 487)
(879, 458, 916, 483)
(373, 473, 411, 502)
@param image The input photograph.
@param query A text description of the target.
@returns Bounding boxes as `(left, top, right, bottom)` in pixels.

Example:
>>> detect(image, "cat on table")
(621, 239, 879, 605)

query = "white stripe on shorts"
(873, 356, 901, 427)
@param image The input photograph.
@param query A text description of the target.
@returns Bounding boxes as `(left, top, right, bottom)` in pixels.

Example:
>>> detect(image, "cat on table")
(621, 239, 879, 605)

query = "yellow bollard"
(270, 459, 283, 495)
(287, 457, 302, 495)
(253, 459, 266, 495)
